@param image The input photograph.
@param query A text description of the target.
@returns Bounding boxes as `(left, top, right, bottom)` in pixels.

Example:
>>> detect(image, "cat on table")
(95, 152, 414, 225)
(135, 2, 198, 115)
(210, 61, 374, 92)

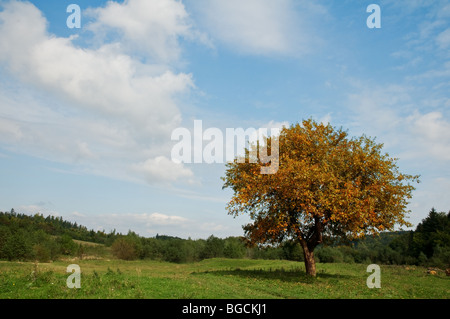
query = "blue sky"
(0, 0, 449, 239)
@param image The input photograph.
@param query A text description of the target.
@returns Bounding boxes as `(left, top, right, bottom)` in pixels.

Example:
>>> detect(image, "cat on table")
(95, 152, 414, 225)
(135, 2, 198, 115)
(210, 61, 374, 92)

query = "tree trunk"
(298, 217, 323, 277)
(299, 239, 316, 277)
(303, 246, 316, 277)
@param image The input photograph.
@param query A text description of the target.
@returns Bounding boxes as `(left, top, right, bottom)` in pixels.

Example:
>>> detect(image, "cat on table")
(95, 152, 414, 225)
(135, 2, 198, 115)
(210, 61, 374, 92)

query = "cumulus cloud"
(0, 0, 195, 184)
(86, 0, 192, 63)
(0, 1, 192, 134)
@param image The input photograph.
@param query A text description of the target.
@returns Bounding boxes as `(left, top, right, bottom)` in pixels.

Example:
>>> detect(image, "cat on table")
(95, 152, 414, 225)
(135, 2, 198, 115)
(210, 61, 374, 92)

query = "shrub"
(33, 244, 51, 262)
(429, 245, 450, 268)
(282, 241, 304, 261)
(315, 246, 344, 263)
(111, 237, 138, 260)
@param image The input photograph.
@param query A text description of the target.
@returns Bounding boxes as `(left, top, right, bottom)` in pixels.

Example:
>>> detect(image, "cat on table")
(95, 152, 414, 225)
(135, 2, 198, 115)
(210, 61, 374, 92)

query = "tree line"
(0, 208, 449, 268)
(0, 209, 116, 261)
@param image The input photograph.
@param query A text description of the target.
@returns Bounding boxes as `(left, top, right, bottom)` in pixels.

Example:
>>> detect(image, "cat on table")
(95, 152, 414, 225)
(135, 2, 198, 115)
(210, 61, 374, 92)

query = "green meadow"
(0, 258, 448, 299)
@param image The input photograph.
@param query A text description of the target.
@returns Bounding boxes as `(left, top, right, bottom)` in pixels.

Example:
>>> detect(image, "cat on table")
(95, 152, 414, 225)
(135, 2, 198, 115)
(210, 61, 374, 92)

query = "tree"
(223, 237, 246, 259)
(412, 208, 450, 260)
(201, 235, 224, 259)
(57, 234, 77, 255)
(222, 119, 419, 276)
(1, 229, 33, 260)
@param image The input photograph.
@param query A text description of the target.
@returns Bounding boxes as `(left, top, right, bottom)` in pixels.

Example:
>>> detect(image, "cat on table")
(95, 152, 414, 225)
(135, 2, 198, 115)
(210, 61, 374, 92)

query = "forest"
(0, 208, 449, 269)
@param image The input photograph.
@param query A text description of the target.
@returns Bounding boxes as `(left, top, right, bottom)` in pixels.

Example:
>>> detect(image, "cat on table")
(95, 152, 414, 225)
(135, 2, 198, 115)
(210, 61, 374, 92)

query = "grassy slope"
(0, 258, 448, 299)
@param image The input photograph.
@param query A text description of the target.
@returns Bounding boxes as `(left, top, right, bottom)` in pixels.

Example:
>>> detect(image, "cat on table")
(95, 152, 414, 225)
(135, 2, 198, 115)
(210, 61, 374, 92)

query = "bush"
(250, 245, 284, 260)
(111, 237, 138, 260)
(33, 244, 51, 262)
(417, 251, 427, 266)
(428, 245, 450, 268)
(315, 246, 344, 263)
(282, 241, 304, 261)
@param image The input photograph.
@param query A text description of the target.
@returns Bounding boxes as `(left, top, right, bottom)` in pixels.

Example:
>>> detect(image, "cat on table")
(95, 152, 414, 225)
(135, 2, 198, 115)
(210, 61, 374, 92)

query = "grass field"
(0, 258, 448, 299)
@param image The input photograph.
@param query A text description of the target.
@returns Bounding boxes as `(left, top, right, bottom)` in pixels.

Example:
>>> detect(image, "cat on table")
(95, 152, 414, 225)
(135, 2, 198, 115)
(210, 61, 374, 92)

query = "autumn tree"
(222, 119, 419, 276)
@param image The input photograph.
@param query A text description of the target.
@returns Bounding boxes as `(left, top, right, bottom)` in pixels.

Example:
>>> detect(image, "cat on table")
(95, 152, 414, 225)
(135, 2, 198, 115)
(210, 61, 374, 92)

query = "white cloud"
(0, 0, 47, 71)
(141, 212, 188, 225)
(189, 0, 326, 56)
(131, 156, 194, 183)
(0, 117, 23, 141)
(198, 222, 228, 233)
(406, 111, 450, 161)
(1, 23, 192, 133)
(103, 212, 189, 227)
(71, 211, 86, 218)
(0, 0, 196, 184)
(64, 211, 198, 237)
(319, 113, 332, 126)
(347, 84, 411, 142)
(409, 176, 450, 225)
(17, 202, 59, 217)
(86, 0, 192, 63)
(347, 83, 450, 162)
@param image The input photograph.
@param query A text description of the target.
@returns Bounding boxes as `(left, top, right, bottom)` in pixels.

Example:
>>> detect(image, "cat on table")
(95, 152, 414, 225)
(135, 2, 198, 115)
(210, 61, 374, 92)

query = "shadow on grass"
(191, 267, 354, 284)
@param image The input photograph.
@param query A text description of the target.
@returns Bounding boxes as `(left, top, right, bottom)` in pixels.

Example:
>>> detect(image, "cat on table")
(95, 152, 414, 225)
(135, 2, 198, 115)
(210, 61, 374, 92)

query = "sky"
(0, 0, 449, 239)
